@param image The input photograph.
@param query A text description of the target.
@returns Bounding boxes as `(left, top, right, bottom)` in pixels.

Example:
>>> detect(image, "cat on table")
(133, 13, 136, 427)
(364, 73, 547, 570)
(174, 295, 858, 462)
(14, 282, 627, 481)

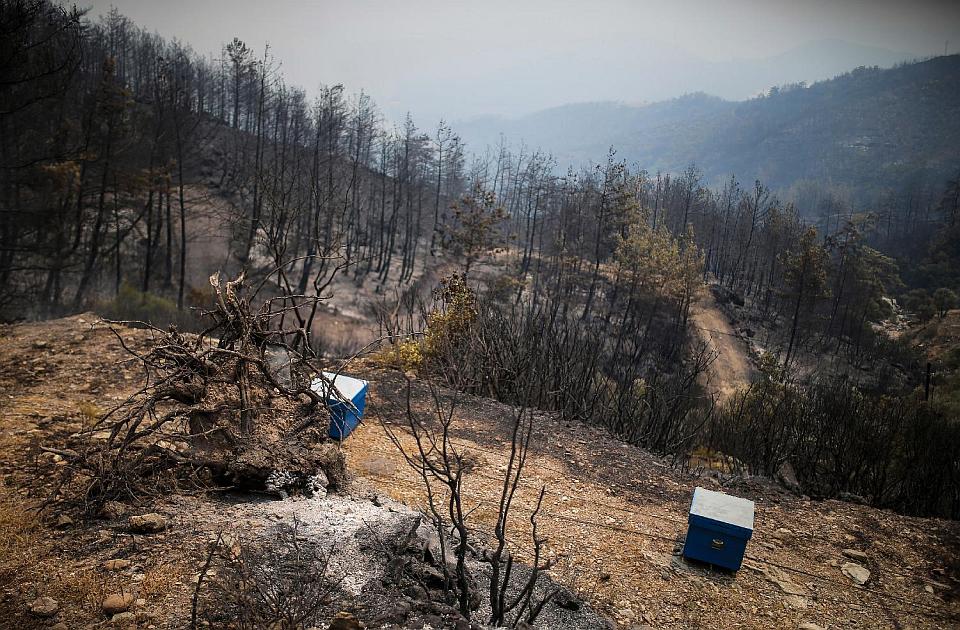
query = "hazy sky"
(84, 0, 960, 125)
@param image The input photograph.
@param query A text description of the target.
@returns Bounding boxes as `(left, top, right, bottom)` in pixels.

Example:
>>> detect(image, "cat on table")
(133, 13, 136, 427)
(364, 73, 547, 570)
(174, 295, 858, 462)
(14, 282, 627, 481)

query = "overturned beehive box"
(312, 372, 369, 440)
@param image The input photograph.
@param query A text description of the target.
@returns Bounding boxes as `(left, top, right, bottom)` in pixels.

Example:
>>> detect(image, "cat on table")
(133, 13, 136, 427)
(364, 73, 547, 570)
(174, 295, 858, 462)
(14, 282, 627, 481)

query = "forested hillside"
(457, 56, 960, 200)
(0, 1, 474, 319)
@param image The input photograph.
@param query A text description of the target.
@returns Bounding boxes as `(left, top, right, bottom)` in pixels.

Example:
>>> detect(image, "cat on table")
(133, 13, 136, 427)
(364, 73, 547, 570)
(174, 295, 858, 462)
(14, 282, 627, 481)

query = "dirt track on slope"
(689, 287, 755, 402)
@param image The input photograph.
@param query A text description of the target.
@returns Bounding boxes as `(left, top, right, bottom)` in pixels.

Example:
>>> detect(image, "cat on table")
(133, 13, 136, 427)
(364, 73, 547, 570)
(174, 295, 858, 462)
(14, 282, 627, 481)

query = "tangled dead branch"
(48, 272, 351, 513)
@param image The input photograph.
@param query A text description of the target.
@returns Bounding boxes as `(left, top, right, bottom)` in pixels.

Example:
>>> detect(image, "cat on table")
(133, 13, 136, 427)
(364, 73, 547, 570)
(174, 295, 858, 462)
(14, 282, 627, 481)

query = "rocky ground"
(347, 370, 960, 629)
(1, 314, 958, 629)
(0, 314, 606, 629)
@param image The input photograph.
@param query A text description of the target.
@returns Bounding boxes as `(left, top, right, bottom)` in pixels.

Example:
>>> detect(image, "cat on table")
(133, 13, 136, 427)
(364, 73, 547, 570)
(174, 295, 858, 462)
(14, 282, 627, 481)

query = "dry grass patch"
(77, 400, 102, 429)
(139, 560, 187, 603)
(0, 491, 47, 585)
(0, 491, 109, 620)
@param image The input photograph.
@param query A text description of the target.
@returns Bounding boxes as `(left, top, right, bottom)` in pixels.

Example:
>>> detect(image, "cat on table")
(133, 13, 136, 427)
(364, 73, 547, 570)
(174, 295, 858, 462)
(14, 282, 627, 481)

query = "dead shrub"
(193, 519, 340, 629)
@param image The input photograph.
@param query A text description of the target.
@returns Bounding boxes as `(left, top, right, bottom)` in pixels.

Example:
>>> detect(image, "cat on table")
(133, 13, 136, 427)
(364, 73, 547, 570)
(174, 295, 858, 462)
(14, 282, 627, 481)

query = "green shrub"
(373, 273, 477, 372)
(96, 283, 203, 331)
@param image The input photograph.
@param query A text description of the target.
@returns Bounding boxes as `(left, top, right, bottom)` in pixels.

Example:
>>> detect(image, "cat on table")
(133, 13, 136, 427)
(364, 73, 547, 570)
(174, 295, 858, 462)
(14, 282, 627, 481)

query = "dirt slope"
(689, 287, 756, 402)
(0, 316, 957, 629)
(344, 369, 959, 629)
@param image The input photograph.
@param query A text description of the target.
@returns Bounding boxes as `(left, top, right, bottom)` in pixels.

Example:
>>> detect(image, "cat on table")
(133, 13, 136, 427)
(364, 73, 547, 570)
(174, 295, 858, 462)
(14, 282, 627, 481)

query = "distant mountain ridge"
(456, 55, 960, 198)
(394, 37, 913, 124)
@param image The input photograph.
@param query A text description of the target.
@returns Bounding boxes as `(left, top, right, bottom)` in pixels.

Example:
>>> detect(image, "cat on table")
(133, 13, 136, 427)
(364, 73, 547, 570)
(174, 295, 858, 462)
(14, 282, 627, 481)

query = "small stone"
(841, 562, 871, 586)
(798, 623, 824, 630)
(103, 593, 135, 615)
(32, 340, 49, 349)
(29, 596, 59, 617)
(924, 584, 934, 594)
(103, 559, 131, 571)
(842, 548, 869, 562)
(328, 611, 361, 630)
(54, 514, 74, 529)
(129, 513, 167, 533)
(773, 527, 793, 538)
(111, 611, 136, 625)
(51, 624, 68, 630)
(100, 501, 128, 520)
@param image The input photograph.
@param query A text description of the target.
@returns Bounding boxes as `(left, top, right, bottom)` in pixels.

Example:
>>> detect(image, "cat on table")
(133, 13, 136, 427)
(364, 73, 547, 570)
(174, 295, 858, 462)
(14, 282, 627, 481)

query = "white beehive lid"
(311, 371, 368, 402)
(690, 486, 755, 530)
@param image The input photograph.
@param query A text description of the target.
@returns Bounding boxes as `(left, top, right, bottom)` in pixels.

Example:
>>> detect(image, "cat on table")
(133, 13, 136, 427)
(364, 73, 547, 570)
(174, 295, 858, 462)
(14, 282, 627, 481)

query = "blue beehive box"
(311, 372, 369, 440)
(683, 486, 754, 571)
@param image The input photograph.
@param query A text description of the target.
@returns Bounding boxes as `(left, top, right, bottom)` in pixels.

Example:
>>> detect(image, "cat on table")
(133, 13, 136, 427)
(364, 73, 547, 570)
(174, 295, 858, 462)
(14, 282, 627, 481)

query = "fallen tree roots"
(49, 272, 349, 513)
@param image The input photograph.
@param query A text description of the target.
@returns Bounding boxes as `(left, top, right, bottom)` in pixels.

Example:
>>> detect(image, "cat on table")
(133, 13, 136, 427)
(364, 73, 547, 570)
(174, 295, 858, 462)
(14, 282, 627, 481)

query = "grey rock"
(307, 469, 329, 497)
(842, 548, 869, 562)
(841, 562, 871, 586)
(777, 461, 802, 493)
(769, 570, 806, 596)
(413, 518, 456, 568)
(29, 596, 59, 617)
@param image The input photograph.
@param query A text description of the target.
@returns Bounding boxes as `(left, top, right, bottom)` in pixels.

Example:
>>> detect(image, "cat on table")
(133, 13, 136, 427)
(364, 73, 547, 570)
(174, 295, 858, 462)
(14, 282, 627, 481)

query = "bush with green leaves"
(706, 367, 960, 518)
(97, 283, 204, 331)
